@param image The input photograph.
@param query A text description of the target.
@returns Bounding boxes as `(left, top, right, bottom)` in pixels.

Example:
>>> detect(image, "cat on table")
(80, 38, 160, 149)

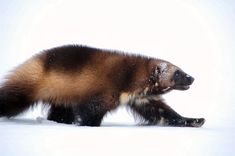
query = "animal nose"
(186, 75, 194, 84)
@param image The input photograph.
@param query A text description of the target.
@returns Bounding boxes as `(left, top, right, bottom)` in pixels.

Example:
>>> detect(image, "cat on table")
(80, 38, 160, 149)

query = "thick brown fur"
(0, 45, 205, 127)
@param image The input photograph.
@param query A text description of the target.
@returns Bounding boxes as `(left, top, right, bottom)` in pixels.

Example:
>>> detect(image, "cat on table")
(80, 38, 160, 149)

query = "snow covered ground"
(0, 109, 234, 156)
(1, 0, 235, 156)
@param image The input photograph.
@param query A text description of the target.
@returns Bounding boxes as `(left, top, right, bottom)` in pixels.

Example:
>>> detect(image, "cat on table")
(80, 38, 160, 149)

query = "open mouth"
(173, 85, 190, 90)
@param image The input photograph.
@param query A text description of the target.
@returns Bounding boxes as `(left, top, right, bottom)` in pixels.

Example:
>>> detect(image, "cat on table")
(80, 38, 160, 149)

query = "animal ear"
(155, 67, 161, 75)
(149, 67, 160, 83)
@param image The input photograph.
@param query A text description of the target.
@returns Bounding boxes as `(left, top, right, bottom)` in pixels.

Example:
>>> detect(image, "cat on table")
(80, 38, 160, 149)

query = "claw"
(189, 118, 205, 127)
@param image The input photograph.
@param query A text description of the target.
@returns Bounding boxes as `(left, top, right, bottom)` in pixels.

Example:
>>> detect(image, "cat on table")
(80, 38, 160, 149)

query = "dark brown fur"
(0, 45, 205, 127)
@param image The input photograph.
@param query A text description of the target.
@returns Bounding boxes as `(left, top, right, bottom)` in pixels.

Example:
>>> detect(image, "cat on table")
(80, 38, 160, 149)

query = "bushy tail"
(0, 85, 33, 117)
(0, 57, 43, 118)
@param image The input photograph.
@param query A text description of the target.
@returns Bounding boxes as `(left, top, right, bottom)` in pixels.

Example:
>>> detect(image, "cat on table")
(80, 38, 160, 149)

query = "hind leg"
(47, 105, 75, 124)
(130, 98, 205, 127)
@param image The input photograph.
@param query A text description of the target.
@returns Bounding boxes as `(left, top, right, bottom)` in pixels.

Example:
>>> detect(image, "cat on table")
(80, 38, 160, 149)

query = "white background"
(0, 0, 235, 156)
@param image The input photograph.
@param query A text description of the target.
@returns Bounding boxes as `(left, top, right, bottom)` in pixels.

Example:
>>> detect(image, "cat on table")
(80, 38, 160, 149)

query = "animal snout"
(186, 75, 194, 85)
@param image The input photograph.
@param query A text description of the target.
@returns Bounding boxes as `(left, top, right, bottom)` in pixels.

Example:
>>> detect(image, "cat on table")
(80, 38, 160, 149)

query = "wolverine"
(0, 45, 205, 127)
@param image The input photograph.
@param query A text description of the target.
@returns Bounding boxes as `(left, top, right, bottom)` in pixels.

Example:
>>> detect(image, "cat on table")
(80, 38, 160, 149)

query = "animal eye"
(174, 70, 182, 80)
(175, 73, 179, 77)
(175, 70, 180, 77)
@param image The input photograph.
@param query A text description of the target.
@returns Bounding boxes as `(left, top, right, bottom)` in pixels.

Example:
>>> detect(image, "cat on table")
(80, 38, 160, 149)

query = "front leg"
(129, 97, 205, 127)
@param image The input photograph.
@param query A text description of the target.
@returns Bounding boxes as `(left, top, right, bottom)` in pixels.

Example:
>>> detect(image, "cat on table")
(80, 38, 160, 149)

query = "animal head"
(148, 59, 194, 94)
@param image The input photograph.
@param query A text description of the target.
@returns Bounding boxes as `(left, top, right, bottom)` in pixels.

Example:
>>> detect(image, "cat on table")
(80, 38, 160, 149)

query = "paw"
(187, 118, 205, 127)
